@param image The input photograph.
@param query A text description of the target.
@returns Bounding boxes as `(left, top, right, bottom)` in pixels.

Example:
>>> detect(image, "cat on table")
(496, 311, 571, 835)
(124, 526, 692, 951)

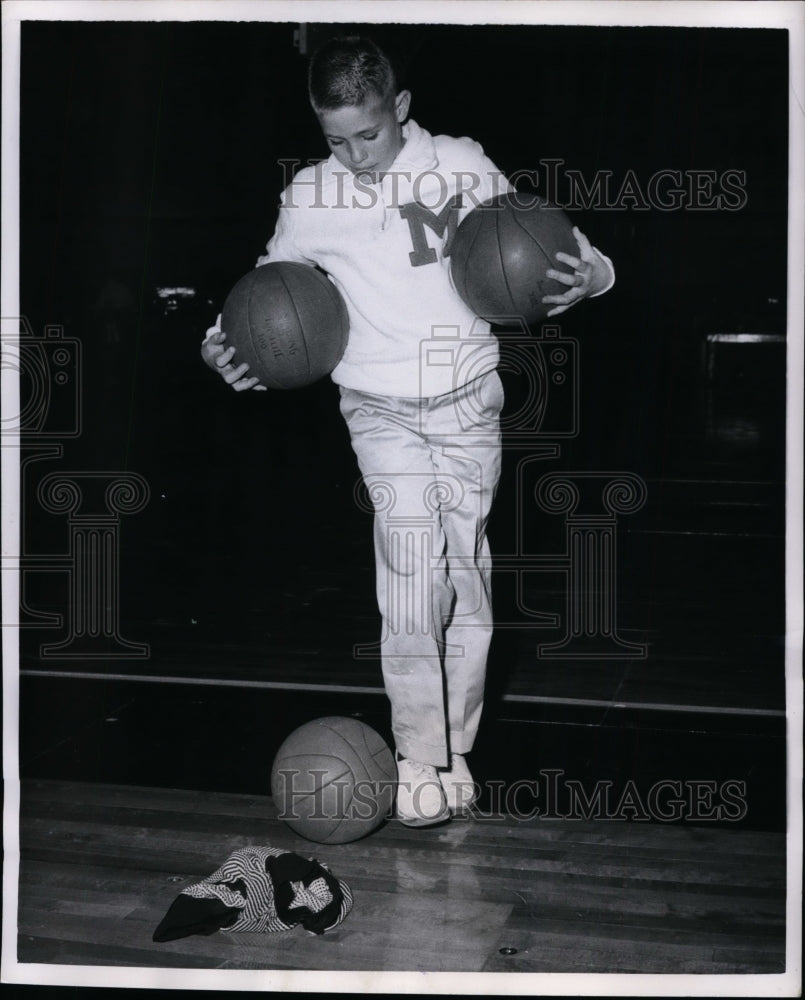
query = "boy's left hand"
(542, 227, 610, 317)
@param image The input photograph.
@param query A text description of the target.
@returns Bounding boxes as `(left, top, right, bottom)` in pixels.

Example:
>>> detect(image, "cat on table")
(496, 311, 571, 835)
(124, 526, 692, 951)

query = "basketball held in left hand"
(221, 262, 350, 390)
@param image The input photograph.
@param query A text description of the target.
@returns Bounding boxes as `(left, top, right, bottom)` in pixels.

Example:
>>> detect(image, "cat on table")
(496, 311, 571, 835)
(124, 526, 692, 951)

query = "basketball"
(450, 193, 579, 325)
(221, 262, 349, 389)
(270, 716, 397, 844)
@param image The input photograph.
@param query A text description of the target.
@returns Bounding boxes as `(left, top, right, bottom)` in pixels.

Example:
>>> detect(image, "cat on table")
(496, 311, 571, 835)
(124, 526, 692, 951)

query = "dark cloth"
(153, 845, 353, 942)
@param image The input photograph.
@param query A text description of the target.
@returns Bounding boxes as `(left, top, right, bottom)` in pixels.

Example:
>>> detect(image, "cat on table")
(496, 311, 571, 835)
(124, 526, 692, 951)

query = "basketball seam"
(279, 265, 313, 380)
(460, 211, 485, 310)
(509, 205, 572, 278)
(243, 269, 266, 383)
(274, 754, 355, 840)
(244, 268, 284, 390)
(275, 754, 354, 781)
(322, 789, 356, 843)
(316, 719, 376, 779)
(327, 282, 349, 368)
(495, 201, 517, 315)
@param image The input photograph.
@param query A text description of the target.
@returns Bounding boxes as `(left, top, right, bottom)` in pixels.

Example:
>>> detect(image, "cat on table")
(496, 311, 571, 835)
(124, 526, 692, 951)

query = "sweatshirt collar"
(392, 119, 438, 172)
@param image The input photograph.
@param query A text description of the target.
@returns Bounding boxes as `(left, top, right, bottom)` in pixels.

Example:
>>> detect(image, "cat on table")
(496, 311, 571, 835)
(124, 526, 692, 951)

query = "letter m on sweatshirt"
(399, 195, 463, 267)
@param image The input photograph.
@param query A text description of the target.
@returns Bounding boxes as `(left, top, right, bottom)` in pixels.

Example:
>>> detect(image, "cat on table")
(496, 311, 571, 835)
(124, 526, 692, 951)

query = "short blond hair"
(308, 36, 397, 111)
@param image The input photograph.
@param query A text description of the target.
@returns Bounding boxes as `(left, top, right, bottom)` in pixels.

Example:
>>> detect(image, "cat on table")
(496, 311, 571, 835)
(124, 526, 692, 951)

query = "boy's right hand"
(201, 315, 266, 392)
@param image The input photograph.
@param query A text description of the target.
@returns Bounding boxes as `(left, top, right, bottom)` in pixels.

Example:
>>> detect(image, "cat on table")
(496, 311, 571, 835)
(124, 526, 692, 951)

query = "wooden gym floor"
(15, 776, 786, 975)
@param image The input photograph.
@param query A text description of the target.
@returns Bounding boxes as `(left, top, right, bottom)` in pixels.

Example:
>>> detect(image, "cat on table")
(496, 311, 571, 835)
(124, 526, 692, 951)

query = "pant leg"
(338, 387, 454, 766)
(426, 370, 504, 755)
(339, 371, 504, 766)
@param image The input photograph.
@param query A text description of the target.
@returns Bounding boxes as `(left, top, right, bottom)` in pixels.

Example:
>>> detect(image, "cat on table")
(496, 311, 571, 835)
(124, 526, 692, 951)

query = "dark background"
(17, 21, 789, 828)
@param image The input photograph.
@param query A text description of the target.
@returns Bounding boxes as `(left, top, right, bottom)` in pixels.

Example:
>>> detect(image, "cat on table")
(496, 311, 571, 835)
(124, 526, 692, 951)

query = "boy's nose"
(349, 145, 369, 166)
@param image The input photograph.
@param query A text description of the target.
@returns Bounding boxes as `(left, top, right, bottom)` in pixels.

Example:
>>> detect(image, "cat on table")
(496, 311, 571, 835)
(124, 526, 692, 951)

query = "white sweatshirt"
(258, 119, 613, 398)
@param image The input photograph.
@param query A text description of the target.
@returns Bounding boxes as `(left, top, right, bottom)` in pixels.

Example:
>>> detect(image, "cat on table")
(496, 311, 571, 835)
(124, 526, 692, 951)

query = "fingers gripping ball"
(271, 717, 397, 844)
(450, 193, 579, 325)
(221, 262, 349, 389)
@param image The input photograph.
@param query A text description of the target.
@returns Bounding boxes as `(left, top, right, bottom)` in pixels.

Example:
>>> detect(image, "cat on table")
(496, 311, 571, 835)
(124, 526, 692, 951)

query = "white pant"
(338, 370, 504, 766)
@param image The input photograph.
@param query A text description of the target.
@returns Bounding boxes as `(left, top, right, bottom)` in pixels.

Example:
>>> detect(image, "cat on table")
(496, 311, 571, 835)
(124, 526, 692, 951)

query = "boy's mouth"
(354, 166, 381, 183)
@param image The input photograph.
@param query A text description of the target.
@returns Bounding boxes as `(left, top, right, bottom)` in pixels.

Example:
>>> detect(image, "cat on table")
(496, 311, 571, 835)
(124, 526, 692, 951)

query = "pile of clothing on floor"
(153, 845, 353, 941)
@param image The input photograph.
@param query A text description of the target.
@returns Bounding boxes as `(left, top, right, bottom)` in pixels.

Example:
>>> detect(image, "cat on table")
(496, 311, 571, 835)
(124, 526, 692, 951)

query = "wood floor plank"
(18, 933, 286, 970)
(366, 813, 785, 859)
(499, 879, 785, 923)
(20, 823, 785, 904)
(19, 858, 188, 894)
(20, 779, 274, 819)
(20, 836, 782, 897)
(20, 799, 283, 842)
(18, 855, 784, 933)
(497, 908, 784, 952)
(19, 778, 786, 869)
(18, 893, 512, 972)
(19, 780, 785, 857)
(482, 939, 785, 975)
(19, 858, 784, 931)
(18, 909, 314, 969)
(459, 817, 786, 857)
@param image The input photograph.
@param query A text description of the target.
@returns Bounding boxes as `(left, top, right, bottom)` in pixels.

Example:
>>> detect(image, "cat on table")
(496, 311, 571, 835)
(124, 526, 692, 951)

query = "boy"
(202, 36, 614, 827)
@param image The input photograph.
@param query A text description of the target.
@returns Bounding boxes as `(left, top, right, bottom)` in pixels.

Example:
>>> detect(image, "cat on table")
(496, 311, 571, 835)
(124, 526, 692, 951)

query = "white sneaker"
(395, 755, 451, 827)
(438, 754, 479, 814)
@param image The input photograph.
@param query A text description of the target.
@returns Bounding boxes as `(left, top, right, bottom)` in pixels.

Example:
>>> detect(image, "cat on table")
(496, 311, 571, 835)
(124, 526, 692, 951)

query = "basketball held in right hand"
(201, 315, 266, 392)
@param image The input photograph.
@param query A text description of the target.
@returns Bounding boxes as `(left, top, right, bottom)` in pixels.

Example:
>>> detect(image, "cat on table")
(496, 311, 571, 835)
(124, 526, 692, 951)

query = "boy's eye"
(363, 133, 378, 141)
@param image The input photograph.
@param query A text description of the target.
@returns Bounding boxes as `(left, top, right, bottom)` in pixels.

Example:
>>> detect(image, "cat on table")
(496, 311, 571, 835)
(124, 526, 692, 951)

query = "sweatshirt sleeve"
(256, 187, 315, 268)
(590, 247, 616, 296)
(455, 138, 514, 224)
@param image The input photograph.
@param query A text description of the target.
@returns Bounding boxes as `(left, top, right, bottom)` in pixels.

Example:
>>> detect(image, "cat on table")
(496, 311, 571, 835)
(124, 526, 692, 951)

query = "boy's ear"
(394, 90, 412, 123)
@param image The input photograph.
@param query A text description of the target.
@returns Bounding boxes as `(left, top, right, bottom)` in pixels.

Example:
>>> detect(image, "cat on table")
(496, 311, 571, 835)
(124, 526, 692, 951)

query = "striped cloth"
(153, 846, 353, 942)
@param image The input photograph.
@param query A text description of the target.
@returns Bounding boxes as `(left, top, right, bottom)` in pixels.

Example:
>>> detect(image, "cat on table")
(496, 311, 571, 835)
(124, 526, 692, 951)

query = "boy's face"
(316, 90, 411, 184)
